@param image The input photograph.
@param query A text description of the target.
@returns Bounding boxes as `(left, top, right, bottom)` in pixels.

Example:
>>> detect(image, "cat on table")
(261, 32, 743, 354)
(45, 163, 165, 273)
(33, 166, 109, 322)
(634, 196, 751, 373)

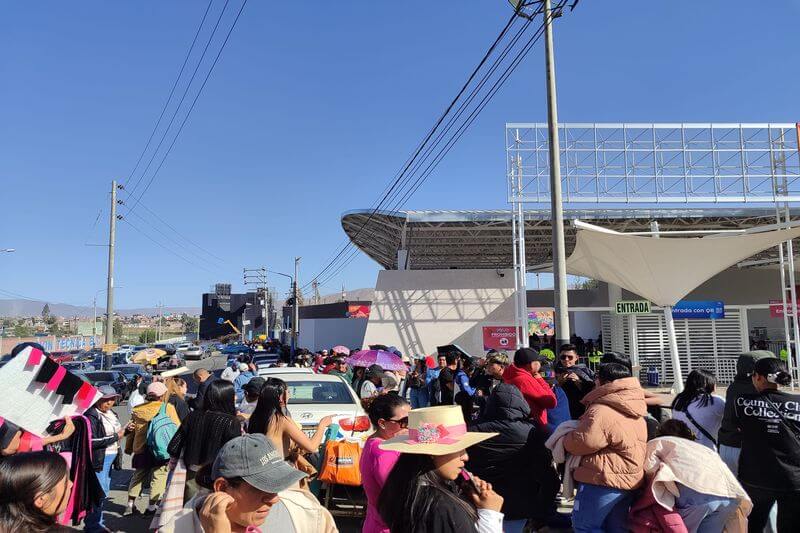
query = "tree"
(41, 303, 51, 319)
(112, 318, 123, 339)
(181, 315, 199, 334)
(13, 324, 34, 337)
(139, 329, 157, 344)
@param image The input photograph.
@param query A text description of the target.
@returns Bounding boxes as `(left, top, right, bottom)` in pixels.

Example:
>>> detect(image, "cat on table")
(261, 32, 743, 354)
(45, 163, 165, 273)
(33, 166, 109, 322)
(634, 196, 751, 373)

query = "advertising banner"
(347, 304, 370, 319)
(528, 309, 555, 337)
(482, 326, 517, 352)
(769, 299, 800, 318)
(672, 300, 725, 319)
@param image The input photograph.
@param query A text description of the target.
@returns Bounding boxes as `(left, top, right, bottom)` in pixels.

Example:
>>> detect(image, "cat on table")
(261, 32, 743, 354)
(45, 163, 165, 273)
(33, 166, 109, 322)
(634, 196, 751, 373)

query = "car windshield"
(84, 372, 116, 383)
(286, 381, 353, 404)
(113, 366, 138, 373)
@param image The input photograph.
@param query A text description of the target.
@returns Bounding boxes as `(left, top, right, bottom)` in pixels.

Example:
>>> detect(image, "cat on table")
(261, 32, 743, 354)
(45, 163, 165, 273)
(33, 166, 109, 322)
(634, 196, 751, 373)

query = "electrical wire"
(124, 0, 233, 201)
(305, 2, 570, 289)
(135, 202, 228, 263)
(120, 217, 220, 274)
(124, 0, 248, 216)
(302, 9, 523, 289)
(122, 0, 216, 192)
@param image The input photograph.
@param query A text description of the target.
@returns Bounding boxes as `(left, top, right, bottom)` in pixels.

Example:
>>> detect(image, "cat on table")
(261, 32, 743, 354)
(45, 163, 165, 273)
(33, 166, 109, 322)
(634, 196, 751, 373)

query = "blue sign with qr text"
(672, 300, 725, 319)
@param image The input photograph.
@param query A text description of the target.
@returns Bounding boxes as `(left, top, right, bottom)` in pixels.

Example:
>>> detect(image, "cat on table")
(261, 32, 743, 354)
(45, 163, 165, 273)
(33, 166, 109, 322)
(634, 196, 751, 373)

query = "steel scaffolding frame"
(506, 122, 800, 374)
(506, 123, 800, 204)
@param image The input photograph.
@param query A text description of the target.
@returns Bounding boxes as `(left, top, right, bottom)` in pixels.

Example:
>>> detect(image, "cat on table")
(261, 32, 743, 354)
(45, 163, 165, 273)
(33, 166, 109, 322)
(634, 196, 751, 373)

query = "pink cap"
(147, 382, 168, 397)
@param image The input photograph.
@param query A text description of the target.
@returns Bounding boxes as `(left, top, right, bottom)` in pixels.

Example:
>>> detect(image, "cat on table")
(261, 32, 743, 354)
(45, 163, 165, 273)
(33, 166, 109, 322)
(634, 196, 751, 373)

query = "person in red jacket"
(502, 347, 557, 426)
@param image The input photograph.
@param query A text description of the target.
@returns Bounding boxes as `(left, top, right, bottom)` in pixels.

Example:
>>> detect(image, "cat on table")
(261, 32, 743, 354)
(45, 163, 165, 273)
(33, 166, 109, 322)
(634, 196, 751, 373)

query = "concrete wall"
(363, 269, 516, 356)
(298, 318, 368, 352)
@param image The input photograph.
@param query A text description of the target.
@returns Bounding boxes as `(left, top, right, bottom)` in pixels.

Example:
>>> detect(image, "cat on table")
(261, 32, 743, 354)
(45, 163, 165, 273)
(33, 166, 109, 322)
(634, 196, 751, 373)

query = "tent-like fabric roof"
(565, 221, 800, 306)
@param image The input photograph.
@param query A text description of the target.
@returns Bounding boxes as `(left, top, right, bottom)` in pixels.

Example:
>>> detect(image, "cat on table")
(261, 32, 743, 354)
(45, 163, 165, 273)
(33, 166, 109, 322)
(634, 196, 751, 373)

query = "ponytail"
(753, 358, 792, 387)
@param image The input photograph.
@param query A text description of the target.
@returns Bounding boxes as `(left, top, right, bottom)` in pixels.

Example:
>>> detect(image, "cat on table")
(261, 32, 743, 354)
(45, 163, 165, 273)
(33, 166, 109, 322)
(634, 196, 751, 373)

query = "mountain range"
(0, 299, 200, 318)
(0, 287, 375, 318)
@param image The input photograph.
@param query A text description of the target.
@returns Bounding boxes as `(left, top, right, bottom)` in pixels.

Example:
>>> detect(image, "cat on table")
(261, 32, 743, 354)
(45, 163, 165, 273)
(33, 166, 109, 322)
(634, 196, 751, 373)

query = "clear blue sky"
(2, 0, 799, 309)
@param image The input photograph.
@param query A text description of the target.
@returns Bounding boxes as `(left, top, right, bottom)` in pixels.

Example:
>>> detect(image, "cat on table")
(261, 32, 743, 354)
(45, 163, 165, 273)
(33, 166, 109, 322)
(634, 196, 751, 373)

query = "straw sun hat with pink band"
(380, 405, 497, 456)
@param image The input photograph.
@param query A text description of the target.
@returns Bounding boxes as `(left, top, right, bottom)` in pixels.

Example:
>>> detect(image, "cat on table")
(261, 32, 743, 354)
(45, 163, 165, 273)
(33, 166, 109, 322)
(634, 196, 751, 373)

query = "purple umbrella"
(346, 349, 406, 371)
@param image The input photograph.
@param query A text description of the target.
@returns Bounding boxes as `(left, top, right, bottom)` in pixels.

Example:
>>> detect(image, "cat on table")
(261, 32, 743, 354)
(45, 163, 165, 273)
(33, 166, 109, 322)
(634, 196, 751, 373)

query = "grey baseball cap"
(211, 434, 306, 493)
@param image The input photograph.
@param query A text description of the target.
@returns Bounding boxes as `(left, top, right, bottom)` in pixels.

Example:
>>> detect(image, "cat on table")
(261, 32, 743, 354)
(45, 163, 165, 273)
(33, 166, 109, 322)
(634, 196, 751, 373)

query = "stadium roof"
(341, 208, 800, 270)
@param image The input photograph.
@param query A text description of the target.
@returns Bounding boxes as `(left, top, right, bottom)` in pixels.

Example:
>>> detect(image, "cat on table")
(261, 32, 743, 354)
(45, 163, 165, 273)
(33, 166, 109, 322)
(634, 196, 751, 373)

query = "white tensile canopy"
(566, 220, 800, 391)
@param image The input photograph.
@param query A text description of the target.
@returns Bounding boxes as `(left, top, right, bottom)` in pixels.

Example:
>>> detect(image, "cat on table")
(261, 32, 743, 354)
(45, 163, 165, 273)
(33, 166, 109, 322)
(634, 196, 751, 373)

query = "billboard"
(347, 304, 370, 319)
(482, 326, 517, 352)
(528, 309, 555, 337)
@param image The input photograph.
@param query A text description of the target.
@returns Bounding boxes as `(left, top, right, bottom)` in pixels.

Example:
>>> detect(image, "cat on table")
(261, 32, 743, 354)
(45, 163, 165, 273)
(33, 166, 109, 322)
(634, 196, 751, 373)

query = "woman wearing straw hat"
(378, 405, 505, 533)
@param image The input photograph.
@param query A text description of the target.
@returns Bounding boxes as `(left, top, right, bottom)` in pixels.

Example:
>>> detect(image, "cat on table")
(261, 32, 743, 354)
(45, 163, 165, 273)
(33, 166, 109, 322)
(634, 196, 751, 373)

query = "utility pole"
(292, 257, 300, 359)
(105, 180, 118, 347)
(156, 301, 163, 342)
(543, 0, 570, 347)
(244, 267, 269, 340)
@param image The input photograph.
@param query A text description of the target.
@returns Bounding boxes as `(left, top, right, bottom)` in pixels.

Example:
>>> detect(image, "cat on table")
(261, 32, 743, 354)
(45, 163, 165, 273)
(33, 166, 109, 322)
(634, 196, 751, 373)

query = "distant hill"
(0, 299, 200, 318)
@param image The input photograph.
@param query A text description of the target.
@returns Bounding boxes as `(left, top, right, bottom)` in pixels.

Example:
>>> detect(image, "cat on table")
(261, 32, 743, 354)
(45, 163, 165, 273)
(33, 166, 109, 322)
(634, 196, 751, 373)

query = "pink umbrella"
(332, 345, 350, 356)
(346, 349, 406, 371)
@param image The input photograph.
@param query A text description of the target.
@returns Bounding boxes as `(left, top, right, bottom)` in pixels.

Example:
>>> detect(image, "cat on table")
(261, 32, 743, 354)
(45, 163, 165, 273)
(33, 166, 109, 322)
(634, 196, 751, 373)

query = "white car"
(261, 371, 371, 441)
(183, 345, 206, 360)
(176, 343, 192, 352)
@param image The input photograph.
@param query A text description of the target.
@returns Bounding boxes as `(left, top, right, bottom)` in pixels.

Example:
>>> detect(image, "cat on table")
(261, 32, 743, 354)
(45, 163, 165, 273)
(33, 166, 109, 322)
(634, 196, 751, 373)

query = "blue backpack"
(146, 402, 177, 461)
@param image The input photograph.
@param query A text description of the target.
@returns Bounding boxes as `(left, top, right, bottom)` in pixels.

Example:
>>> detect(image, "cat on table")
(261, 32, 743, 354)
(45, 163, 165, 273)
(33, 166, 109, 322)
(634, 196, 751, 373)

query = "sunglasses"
(560, 354, 576, 360)
(386, 416, 409, 428)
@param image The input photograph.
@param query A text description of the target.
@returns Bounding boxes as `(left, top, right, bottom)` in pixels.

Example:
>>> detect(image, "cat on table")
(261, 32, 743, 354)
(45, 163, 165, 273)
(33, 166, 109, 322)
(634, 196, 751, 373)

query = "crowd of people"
(0, 339, 799, 533)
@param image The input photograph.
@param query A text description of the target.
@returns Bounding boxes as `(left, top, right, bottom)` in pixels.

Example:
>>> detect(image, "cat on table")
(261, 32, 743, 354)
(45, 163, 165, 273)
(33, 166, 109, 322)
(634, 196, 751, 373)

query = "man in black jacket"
(467, 383, 569, 530)
(555, 343, 594, 419)
(191, 368, 216, 411)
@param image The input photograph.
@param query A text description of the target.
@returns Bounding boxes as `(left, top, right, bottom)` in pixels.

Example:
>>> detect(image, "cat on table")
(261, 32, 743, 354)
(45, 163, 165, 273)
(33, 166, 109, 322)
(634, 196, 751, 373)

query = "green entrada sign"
(614, 300, 651, 315)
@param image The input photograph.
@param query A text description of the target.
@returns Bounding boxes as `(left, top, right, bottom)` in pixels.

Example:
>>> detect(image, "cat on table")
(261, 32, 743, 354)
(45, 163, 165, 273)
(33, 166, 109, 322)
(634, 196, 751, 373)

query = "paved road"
(68, 353, 361, 532)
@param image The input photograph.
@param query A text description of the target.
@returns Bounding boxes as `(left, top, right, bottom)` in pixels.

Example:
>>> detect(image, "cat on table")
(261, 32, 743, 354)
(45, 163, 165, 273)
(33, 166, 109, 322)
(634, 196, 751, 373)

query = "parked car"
(112, 348, 133, 362)
(132, 345, 148, 353)
(62, 361, 96, 373)
(183, 345, 208, 360)
(252, 351, 280, 370)
(81, 370, 129, 399)
(176, 342, 192, 352)
(258, 371, 370, 440)
(49, 352, 74, 364)
(221, 343, 252, 357)
(154, 342, 177, 355)
(111, 364, 151, 395)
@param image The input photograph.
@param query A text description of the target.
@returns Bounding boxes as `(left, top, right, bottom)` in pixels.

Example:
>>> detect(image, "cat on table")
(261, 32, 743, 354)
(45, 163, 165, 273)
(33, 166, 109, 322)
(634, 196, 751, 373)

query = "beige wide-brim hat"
(380, 405, 497, 456)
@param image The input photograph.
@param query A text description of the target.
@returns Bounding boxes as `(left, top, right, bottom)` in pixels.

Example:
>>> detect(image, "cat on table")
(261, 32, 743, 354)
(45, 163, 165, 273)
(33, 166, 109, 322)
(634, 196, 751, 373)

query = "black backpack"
(429, 373, 443, 406)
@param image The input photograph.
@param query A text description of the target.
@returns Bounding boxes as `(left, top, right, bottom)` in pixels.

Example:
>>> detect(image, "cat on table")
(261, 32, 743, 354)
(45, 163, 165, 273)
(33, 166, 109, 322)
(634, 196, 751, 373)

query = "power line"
(124, 0, 248, 216)
(302, 9, 523, 288)
(135, 202, 228, 264)
(120, 217, 220, 274)
(306, 2, 571, 289)
(122, 0, 216, 191)
(125, 0, 234, 201)
(123, 206, 227, 268)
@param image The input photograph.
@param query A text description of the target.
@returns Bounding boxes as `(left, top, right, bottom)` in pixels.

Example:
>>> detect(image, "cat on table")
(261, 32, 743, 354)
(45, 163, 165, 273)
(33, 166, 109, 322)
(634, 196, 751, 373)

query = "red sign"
(347, 304, 370, 319)
(770, 300, 800, 318)
(482, 326, 517, 352)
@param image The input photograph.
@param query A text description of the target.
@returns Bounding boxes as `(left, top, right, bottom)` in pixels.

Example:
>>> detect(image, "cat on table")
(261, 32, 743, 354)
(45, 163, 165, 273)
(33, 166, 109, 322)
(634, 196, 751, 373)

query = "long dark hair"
(377, 453, 477, 533)
(0, 451, 69, 532)
(203, 380, 236, 415)
(672, 369, 717, 411)
(248, 378, 288, 435)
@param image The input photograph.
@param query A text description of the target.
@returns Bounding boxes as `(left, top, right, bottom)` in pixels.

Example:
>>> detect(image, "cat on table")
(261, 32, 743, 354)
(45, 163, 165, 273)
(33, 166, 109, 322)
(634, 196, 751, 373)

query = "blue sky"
(2, 0, 799, 309)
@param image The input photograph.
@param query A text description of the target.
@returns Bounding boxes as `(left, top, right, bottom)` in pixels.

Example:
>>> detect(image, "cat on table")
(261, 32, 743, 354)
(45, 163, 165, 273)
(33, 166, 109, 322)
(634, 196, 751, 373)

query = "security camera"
(496, 269, 505, 278)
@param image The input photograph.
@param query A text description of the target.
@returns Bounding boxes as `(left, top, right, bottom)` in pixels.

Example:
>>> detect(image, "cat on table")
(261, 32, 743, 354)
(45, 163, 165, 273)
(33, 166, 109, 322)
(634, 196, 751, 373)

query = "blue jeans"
(409, 387, 429, 409)
(84, 452, 116, 532)
(572, 483, 634, 533)
(675, 484, 738, 533)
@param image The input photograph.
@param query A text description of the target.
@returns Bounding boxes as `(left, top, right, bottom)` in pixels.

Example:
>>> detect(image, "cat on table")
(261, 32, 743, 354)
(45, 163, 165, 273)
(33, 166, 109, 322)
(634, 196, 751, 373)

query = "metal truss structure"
(506, 123, 800, 204)
(340, 208, 800, 270)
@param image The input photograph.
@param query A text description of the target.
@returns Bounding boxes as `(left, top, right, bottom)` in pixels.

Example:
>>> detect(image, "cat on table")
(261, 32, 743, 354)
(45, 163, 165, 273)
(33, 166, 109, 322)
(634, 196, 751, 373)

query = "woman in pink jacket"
(359, 393, 411, 533)
(563, 363, 648, 532)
